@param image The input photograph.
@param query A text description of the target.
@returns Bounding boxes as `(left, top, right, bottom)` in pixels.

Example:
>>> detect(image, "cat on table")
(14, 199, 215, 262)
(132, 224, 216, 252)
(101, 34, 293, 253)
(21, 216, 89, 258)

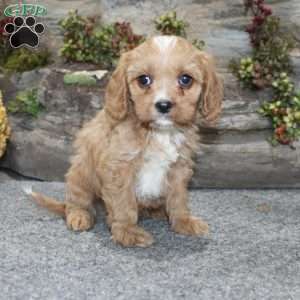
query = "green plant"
(154, 11, 188, 37)
(92, 21, 145, 67)
(230, 0, 294, 89)
(154, 11, 205, 50)
(259, 73, 300, 145)
(8, 88, 43, 118)
(59, 10, 144, 68)
(230, 1, 299, 146)
(230, 57, 256, 87)
(59, 10, 100, 63)
(3, 48, 51, 73)
(0, 17, 14, 66)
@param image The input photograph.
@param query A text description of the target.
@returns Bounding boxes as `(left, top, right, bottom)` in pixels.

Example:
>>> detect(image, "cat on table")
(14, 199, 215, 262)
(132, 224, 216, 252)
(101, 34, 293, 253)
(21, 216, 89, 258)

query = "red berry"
(275, 126, 285, 135)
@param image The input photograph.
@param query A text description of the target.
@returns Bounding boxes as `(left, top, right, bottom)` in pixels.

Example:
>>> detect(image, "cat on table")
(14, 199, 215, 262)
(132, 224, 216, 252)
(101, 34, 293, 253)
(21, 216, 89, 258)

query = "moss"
(0, 91, 10, 158)
(64, 73, 97, 86)
(8, 88, 42, 118)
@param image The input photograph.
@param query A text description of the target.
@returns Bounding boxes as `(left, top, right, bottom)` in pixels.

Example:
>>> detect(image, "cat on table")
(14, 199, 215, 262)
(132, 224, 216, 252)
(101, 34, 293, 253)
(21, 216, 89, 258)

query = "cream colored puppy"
(28, 36, 223, 247)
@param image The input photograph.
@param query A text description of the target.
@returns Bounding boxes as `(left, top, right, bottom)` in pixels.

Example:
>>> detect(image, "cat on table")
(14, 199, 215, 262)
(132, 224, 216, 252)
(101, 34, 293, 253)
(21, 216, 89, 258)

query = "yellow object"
(0, 91, 10, 158)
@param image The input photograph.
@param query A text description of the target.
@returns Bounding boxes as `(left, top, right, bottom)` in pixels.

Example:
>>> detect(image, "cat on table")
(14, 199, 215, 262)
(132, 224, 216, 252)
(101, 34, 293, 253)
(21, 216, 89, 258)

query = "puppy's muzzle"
(155, 100, 173, 114)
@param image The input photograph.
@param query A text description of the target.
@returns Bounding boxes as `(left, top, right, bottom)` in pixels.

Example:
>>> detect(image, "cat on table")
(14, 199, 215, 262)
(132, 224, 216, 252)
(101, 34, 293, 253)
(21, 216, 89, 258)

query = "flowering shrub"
(94, 21, 144, 67)
(59, 10, 144, 68)
(230, 1, 299, 146)
(59, 11, 102, 63)
(154, 11, 188, 37)
(230, 0, 294, 89)
(154, 11, 205, 50)
(0, 91, 10, 158)
(244, 0, 273, 48)
(259, 73, 300, 145)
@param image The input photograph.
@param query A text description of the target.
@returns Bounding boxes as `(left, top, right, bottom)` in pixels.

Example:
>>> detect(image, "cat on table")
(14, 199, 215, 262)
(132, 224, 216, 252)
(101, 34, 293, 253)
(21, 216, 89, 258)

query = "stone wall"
(0, 0, 300, 187)
(1, 65, 300, 187)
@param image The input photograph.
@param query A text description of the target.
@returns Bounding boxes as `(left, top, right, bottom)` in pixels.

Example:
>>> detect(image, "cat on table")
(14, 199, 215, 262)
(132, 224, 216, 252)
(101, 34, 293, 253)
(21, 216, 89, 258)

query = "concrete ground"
(0, 181, 299, 300)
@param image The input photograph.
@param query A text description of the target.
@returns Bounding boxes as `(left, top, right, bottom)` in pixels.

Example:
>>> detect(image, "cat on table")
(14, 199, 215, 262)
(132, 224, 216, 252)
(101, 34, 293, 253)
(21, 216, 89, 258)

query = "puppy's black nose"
(155, 101, 173, 114)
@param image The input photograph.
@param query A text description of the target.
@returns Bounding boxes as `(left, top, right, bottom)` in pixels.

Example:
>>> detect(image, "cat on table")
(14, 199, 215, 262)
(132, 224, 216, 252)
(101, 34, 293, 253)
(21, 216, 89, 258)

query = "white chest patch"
(135, 130, 185, 201)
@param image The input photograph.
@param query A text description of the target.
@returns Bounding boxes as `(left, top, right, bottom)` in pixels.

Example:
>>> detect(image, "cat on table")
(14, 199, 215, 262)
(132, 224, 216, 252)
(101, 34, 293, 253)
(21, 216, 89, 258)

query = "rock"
(38, 0, 300, 67)
(0, 65, 108, 181)
(1, 0, 300, 187)
(193, 132, 300, 188)
(0, 170, 14, 182)
(1, 65, 300, 187)
(1, 127, 71, 180)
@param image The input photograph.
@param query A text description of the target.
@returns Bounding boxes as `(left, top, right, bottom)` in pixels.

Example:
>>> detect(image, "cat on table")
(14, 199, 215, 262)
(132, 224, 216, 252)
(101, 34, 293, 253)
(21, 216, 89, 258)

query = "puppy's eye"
(137, 75, 152, 87)
(178, 74, 193, 88)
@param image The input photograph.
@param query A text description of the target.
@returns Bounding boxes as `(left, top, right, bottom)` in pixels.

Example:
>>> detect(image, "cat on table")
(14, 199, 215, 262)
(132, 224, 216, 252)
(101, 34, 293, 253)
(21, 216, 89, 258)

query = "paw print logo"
(4, 16, 45, 49)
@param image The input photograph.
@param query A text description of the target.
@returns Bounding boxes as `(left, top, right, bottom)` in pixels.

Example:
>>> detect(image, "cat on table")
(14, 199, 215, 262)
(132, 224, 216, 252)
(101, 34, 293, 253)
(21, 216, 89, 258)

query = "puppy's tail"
(23, 185, 66, 217)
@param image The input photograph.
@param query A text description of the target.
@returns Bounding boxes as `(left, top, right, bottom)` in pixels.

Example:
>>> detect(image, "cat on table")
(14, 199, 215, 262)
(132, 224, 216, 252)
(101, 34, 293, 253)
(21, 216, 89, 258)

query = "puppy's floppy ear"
(104, 53, 129, 121)
(198, 52, 223, 125)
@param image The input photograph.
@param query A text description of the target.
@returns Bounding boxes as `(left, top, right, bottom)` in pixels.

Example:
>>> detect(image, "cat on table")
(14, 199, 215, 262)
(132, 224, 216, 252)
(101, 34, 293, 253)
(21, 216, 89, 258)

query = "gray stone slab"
(0, 181, 299, 300)
(1, 67, 300, 187)
(1, 0, 300, 187)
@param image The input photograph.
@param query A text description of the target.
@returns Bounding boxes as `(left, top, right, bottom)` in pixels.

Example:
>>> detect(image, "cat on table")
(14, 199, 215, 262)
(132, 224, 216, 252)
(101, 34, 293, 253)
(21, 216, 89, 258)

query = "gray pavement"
(0, 181, 299, 300)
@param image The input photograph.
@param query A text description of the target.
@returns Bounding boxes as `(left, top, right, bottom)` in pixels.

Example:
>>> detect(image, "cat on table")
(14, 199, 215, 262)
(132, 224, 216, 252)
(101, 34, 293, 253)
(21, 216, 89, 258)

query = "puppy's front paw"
(66, 209, 94, 231)
(111, 223, 154, 247)
(171, 216, 209, 236)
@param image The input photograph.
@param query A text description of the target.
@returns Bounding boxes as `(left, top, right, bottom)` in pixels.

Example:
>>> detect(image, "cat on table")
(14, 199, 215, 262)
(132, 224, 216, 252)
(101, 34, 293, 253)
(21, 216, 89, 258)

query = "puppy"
(28, 36, 223, 247)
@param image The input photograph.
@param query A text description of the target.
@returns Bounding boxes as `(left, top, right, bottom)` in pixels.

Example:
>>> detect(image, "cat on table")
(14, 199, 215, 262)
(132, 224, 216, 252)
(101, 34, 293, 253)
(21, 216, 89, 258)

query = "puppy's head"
(104, 36, 223, 128)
